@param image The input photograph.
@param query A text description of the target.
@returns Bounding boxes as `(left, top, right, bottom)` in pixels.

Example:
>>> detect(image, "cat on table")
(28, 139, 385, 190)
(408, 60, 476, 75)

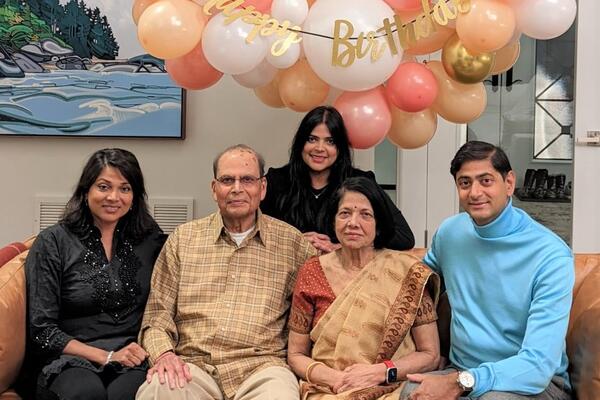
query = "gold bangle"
(305, 361, 325, 384)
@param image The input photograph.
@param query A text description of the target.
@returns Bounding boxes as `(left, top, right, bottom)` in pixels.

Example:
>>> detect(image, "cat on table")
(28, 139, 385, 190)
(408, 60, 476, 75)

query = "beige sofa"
(1, 243, 599, 399)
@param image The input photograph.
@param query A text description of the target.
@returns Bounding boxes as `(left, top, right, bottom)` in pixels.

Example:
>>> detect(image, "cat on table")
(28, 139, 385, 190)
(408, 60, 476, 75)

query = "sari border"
(376, 262, 438, 362)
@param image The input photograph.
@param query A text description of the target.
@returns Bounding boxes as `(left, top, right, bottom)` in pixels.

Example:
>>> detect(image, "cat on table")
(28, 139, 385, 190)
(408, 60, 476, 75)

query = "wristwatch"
(457, 370, 475, 393)
(383, 360, 397, 384)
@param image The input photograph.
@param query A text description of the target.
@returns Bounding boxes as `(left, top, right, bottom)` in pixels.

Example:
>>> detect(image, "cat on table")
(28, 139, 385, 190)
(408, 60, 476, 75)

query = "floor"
(513, 197, 572, 245)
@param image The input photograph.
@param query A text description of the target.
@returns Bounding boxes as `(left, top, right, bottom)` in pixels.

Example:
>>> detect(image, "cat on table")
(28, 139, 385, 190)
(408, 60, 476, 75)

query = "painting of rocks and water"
(0, 0, 184, 137)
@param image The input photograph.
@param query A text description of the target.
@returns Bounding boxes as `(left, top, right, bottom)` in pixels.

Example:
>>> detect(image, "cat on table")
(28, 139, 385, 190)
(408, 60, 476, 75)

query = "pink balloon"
(334, 86, 392, 149)
(385, 0, 422, 11)
(244, 0, 273, 13)
(166, 42, 223, 90)
(385, 62, 438, 112)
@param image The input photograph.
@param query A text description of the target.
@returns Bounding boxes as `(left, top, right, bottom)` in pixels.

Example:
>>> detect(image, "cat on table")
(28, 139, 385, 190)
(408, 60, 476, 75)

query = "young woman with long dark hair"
(261, 106, 414, 253)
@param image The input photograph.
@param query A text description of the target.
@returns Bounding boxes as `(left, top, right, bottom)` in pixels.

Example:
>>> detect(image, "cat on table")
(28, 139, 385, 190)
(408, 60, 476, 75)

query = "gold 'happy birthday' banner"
(201, 0, 471, 66)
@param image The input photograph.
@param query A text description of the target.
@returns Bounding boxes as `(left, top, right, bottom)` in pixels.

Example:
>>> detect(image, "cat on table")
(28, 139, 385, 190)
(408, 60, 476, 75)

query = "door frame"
(399, 1, 596, 251)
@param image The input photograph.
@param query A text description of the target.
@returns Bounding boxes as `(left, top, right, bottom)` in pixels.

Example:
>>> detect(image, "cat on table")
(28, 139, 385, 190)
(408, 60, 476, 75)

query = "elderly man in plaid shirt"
(136, 145, 316, 400)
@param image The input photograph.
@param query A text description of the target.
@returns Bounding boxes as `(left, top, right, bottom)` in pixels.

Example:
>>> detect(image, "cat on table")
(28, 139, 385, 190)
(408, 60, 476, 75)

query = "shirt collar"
(472, 197, 523, 239)
(210, 210, 268, 248)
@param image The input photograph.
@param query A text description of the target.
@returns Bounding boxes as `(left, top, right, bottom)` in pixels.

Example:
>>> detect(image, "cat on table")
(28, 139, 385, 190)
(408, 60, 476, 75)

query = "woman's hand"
(331, 363, 387, 393)
(111, 342, 148, 367)
(304, 232, 341, 254)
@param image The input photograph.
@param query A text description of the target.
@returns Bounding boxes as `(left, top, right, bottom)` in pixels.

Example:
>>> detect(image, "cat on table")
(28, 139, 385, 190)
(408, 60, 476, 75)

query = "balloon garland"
(134, 0, 577, 150)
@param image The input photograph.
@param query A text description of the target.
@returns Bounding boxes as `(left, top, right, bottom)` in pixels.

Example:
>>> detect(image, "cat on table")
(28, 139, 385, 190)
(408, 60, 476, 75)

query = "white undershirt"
(227, 226, 255, 246)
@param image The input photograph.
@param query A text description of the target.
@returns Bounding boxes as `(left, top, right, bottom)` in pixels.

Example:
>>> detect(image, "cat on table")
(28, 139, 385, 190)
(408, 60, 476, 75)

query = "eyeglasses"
(215, 175, 262, 187)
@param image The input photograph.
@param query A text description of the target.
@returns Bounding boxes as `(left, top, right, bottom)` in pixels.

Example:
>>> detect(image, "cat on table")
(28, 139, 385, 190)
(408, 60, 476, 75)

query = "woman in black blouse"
(261, 106, 414, 253)
(23, 149, 166, 400)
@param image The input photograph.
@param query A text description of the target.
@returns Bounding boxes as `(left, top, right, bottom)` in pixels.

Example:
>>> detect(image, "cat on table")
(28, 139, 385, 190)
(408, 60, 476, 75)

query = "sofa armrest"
(0, 243, 27, 269)
(0, 250, 28, 394)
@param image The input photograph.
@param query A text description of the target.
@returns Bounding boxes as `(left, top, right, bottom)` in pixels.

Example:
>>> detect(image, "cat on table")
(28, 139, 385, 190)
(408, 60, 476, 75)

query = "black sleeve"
(363, 170, 415, 250)
(25, 230, 74, 357)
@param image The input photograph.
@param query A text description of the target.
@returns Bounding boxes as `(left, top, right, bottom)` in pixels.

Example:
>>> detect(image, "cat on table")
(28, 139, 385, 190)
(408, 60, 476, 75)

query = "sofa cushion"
(0, 389, 21, 399)
(0, 243, 26, 269)
(572, 254, 599, 303)
(567, 260, 600, 400)
(0, 250, 28, 394)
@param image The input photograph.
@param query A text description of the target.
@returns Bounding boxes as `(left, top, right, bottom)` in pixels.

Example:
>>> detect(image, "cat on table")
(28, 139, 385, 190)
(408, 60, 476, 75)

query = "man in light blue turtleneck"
(402, 141, 574, 400)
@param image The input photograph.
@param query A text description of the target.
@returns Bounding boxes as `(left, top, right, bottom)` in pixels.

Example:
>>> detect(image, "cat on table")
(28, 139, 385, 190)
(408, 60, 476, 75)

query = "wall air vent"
(35, 196, 194, 234)
(34, 196, 69, 233)
(148, 198, 194, 234)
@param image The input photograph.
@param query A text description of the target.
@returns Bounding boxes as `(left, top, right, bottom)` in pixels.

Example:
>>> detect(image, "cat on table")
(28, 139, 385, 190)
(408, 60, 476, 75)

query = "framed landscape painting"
(0, 0, 185, 138)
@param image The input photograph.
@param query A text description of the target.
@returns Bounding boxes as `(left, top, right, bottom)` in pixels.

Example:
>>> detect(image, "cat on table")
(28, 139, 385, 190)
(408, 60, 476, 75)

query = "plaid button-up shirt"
(140, 211, 315, 398)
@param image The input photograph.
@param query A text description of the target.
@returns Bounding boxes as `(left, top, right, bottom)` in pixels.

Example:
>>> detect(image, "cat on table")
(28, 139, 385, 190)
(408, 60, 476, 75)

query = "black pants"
(48, 366, 146, 400)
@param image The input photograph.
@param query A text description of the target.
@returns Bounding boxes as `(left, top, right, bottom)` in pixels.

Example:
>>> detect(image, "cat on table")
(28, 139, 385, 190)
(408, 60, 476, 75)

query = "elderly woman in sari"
(287, 177, 440, 399)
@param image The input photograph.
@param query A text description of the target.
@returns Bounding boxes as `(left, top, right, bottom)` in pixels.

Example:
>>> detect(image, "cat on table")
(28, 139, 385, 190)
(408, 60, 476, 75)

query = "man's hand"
(146, 351, 192, 389)
(331, 363, 386, 394)
(111, 342, 148, 367)
(406, 372, 463, 400)
(303, 232, 341, 254)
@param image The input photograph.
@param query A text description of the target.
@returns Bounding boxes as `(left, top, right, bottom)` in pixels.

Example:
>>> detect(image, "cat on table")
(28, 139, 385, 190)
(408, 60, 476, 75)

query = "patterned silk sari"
(299, 250, 440, 400)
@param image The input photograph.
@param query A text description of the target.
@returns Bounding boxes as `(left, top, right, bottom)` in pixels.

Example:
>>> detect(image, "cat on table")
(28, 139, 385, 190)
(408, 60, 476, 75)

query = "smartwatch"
(383, 360, 397, 384)
(457, 370, 475, 393)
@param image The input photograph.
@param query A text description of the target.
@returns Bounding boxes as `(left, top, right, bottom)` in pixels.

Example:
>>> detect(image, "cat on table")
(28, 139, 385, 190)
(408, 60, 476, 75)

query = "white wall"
(0, 77, 303, 245)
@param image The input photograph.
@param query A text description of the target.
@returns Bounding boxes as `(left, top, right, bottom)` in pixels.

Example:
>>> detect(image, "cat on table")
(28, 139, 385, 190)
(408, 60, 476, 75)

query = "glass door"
(467, 27, 575, 245)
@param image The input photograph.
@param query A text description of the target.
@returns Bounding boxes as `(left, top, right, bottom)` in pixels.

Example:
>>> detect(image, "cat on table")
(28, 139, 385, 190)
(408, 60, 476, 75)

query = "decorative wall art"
(0, 0, 185, 138)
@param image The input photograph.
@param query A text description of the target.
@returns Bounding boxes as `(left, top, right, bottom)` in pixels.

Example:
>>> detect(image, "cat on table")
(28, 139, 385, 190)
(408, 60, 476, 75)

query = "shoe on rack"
(532, 169, 548, 200)
(545, 175, 557, 200)
(556, 174, 567, 200)
(517, 169, 536, 198)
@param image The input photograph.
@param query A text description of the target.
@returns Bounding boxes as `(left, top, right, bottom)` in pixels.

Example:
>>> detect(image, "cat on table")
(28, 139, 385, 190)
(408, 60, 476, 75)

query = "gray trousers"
(399, 368, 572, 400)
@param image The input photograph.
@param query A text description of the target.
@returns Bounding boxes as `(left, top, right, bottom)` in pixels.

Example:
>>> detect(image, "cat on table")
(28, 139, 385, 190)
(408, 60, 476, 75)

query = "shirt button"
(221, 327, 226, 332)
(231, 274, 235, 279)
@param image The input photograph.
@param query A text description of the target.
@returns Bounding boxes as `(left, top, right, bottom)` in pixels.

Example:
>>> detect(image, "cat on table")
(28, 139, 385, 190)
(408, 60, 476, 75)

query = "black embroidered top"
(25, 222, 166, 382)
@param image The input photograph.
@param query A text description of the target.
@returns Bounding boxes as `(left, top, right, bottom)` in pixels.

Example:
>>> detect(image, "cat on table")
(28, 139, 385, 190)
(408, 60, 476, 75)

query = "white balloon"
(266, 36, 301, 69)
(202, 12, 268, 75)
(302, 0, 402, 92)
(270, 0, 309, 26)
(515, 0, 577, 40)
(233, 59, 278, 88)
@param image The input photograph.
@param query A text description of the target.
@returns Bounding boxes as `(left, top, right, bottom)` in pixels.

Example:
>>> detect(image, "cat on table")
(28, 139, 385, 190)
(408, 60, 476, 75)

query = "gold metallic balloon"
(441, 34, 495, 84)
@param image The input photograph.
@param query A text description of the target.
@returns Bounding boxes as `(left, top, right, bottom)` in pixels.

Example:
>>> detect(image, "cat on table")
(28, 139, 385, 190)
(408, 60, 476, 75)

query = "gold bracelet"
(305, 361, 325, 384)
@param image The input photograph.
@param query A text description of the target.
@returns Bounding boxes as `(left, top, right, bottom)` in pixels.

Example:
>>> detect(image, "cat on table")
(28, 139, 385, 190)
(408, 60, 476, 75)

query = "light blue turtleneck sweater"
(424, 199, 574, 397)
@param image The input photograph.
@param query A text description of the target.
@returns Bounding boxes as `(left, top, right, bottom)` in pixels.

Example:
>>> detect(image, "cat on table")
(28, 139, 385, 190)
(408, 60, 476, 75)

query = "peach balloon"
(396, 8, 455, 56)
(427, 61, 487, 124)
(244, 0, 273, 13)
(254, 75, 286, 108)
(387, 106, 438, 149)
(456, 0, 516, 53)
(334, 86, 392, 149)
(386, 0, 422, 11)
(137, 0, 206, 60)
(490, 40, 520, 75)
(165, 42, 223, 90)
(278, 59, 330, 112)
(132, 0, 160, 24)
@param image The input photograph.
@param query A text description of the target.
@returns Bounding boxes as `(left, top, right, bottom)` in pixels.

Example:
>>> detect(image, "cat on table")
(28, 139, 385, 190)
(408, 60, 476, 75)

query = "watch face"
(386, 368, 398, 383)
(459, 371, 475, 389)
